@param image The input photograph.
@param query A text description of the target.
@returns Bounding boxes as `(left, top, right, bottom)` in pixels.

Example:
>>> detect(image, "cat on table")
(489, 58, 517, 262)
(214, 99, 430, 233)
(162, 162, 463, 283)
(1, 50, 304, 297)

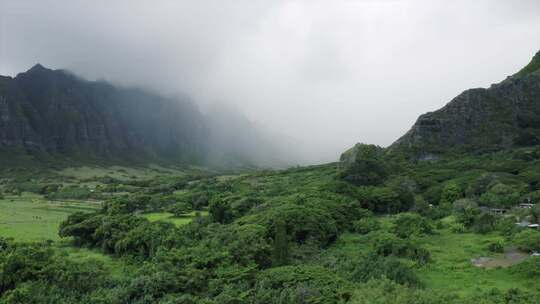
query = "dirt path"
(471, 247, 529, 268)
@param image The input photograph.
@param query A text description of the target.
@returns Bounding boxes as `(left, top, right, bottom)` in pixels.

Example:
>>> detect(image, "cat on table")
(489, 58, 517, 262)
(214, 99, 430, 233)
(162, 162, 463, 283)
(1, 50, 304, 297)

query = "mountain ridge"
(0, 64, 306, 168)
(387, 49, 540, 159)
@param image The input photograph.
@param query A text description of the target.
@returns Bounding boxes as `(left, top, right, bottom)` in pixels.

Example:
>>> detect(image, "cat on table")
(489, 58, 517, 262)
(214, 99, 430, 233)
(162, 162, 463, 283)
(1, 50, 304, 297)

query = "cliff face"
(0, 64, 207, 163)
(389, 50, 540, 158)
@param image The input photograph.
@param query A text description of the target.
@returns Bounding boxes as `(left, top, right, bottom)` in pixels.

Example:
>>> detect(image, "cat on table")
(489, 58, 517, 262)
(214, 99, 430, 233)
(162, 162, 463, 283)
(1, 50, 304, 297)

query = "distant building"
(519, 203, 535, 209)
(516, 221, 540, 229)
(516, 221, 531, 228)
(528, 224, 540, 230)
(489, 208, 507, 215)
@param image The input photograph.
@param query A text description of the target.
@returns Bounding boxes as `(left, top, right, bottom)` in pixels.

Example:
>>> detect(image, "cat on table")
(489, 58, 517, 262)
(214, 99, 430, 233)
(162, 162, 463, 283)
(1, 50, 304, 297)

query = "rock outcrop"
(389, 50, 540, 157)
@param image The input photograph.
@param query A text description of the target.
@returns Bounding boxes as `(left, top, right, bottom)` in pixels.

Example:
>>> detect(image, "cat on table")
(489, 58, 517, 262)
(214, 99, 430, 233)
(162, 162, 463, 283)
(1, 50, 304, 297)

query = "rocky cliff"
(389, 50, 540, 158)
(0, 64, 207, 164)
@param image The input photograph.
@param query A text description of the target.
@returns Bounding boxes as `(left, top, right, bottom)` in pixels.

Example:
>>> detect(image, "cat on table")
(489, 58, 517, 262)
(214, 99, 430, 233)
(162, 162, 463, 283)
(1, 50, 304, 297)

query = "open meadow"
(0, 192, 101, 241)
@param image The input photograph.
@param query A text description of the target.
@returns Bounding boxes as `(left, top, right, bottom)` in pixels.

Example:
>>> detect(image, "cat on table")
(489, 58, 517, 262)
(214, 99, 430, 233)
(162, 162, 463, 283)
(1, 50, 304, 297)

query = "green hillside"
(1, 144, 540, 302)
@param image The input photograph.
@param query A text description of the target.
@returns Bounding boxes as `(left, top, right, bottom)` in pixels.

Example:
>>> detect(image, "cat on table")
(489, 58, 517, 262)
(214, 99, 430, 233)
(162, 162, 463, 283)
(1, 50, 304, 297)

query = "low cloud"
(1, 0, 540, 163)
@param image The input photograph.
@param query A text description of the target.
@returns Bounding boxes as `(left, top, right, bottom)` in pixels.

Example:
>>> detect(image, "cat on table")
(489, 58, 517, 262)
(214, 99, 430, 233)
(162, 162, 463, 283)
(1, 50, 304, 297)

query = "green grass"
(56, 165, 186, 181)
(324, 218, 540, 297)
(57, 245, 133, 280)
(0, 193, 100, 241)
(142, 211, 209, 227)
(415, 228, 539, 295)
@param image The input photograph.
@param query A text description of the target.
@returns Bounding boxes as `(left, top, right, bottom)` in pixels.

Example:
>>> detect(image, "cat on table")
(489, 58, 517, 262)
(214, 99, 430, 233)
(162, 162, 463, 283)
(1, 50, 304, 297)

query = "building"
(489, 208, 507, 215)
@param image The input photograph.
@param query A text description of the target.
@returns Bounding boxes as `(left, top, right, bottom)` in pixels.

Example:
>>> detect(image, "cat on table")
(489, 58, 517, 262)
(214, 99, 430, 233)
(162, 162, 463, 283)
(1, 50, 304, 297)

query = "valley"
(0, 10, 539, 303)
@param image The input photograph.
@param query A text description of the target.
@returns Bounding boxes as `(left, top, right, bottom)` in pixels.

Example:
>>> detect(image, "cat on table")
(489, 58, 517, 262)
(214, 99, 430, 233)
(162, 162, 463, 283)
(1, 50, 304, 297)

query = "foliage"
(392, 213, 432, 238)
(440, 182, 462, 206)
(351, 217, 380, 235)
(339, 144, 388, 186)
(349, 253, 421, 286)
(511, 257, 540, 277)
(487, 241, 504, 253)
(478, 183, 520, 208)
(253, 265, 353, 303)
(271, 218, 289, 267)
(167, 202, 192, 217)
(513, 229, 540, 252)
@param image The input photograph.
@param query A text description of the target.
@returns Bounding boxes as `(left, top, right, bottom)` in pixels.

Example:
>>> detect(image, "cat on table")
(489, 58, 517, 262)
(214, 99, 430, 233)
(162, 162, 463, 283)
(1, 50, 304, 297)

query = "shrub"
(439, 182, 461, 206)
(167, 202, 192, 217)
(392, 213, 432, 238)
(487, 241, 505, 253)
(479, 183, 520, 209)
(240, 204, 338, 247)
(514, 229, 540, 252)
(472, 212, 497, 234)
(511, 257, 540, 277)
(339, 144, 388, 186)
(352, 217, 380, 234)
(350, 253, 421, 287)
(253, 265, 353, 303)
(371, 232, 431, 264)
(449, 222, 466, 233)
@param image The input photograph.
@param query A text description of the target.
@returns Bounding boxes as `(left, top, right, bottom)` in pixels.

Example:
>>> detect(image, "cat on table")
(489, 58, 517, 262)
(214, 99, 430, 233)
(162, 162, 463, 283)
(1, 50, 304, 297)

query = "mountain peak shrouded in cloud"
(1, 0, 540, 163)
(0, 64, 304, 167)
(27, 63, 48, 73)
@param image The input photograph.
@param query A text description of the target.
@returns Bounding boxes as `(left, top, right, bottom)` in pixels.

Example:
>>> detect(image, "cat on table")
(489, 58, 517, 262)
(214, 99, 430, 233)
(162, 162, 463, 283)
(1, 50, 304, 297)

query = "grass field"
(415, 228, 539, 296)
(56, 165, 189, 181)
(327, 223, 539, 297)
(0, 193, 101, 241)
(57, 245, 133, 280)
(142, 211, 209, 227)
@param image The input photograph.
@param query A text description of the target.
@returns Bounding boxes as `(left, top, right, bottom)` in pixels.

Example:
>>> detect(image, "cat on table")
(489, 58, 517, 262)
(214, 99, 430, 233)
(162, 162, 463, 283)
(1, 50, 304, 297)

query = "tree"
(479, 183, 520, 208)
(209, 199, 233, 224)
(413, 196, 431, 217)
(167, 202, 192, 217)
(514, 229, 540, 252)
(439, 182, 461, 206)
(472, 212, 497, 234)
(369, 187, 401, 214)
(453, 198, 479, 228)
(352, 217, 380, 234)
(339, 144, 388, 186)
(392, 213, 432, 238)
(272, 218, 289, 267)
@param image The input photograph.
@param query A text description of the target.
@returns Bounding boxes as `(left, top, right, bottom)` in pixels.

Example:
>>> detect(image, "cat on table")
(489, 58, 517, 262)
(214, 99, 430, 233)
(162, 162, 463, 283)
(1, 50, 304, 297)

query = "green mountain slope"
(389, 50, 540, 159)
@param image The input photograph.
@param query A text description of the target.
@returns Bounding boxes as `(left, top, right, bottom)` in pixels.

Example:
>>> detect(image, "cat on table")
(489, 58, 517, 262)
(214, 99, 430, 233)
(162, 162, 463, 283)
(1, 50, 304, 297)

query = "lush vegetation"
(1, 146, 540, 303)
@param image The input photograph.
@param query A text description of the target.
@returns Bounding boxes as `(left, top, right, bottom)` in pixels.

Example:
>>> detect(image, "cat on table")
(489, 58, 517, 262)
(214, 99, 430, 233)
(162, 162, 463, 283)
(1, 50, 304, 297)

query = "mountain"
(0, 64, 208, 164)
(389, 50, 540, 159)
(0, 64, 303, 168)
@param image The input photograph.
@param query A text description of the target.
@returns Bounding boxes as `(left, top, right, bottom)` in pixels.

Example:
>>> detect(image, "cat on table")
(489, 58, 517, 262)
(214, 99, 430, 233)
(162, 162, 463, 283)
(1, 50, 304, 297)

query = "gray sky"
(1, 0, 540, 163)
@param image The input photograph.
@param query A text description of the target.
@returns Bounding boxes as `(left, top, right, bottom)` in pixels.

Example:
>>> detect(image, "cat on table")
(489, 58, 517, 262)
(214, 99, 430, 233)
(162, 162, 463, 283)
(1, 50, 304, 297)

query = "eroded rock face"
(0, 64, 208, 163)
(390, 50, 540, 157)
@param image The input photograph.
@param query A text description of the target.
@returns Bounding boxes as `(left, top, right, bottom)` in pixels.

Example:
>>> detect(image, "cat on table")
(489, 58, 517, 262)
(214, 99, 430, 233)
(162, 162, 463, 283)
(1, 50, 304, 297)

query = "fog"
(1, 0, 540, 164)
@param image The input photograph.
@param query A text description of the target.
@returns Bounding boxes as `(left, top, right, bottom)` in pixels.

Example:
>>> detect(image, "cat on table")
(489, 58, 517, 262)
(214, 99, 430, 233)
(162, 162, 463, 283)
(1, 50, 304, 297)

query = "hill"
(389, 50, 540, 159)
(0, 65, 296, 168)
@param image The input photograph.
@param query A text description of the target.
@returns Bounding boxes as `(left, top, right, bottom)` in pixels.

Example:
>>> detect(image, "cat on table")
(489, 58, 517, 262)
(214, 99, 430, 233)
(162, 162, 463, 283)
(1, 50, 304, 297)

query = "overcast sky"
(1, 0, 540, 162)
